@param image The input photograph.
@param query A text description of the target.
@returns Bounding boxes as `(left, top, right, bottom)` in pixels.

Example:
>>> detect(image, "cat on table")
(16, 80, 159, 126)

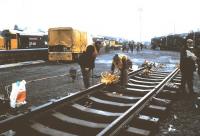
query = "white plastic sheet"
(186, 50, 197, 61)
(10, 80, 27, 108)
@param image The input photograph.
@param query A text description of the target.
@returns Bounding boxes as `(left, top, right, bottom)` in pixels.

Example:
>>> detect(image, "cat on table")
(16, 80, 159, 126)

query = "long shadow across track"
(0, 67, 181, 136)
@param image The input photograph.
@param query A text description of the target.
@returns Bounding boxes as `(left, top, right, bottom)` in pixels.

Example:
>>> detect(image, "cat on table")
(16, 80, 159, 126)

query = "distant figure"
(129, 42, 134, 53)
(180, 39, 197, 95)
(78, 45, 96, 88)
(125, 44, 129, 53)
(136, 44, 140, 53)
(105, 43, 110, 53)
(3, 30, 11, 50)
(111, 54, 132, 88)
(122, 42, 126, 52)
(122, 43, 129, 53)
(140, 43, 143, 51)
(16, 33, 21, 48)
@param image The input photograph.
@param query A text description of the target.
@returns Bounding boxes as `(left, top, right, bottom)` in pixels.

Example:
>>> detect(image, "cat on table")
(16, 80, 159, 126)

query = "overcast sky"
(0, 0, 200, 41)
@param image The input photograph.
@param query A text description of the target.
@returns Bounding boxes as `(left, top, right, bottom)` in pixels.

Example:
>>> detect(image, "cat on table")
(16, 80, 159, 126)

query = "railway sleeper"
(112, 89, 147, 97)
(5, 126, 49, 136)
(174, 75, 181, 79)
(92, 91, 139, 103)
(119, 115, 159, 136)
(1, 121, 50, 136)
(103, 85, 145, 97)
(57, 105, 116, 123)
(164, 84, 180, 91)
(127, 83, 155, 90)
(141, 104, 168, 120)
(172, 78, 181, 83)
(130, 114, 159, 132)
(151, 97, 172, 107)
(120, 126, 151, 136)
(128, 79, 159, 86)
(131, 76, 163, 82)
(149, 75, 167, 79)
(151, 71, 170, 73)
(128, 81, 158, 87)
(88, 96, 134, 107)
(76, 97, 131, 113)
(72, 103, 122, 117)
(149, 73, 168, 77)
(30, 122, 77, 136)
(104, 92, 142, 101)
(125, 88, 150, 96)
(33, 113, 104, 136)
(157, 89, 177, 100)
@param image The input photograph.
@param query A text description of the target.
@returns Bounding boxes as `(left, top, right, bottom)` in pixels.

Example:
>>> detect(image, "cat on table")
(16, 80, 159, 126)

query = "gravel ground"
(156, 72, 200, 136)
(0, 48, 200, 135)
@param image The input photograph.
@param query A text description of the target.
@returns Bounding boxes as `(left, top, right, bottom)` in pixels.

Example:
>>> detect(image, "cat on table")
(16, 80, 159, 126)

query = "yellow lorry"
(109, 40, 122, 50)
(48, 27, 87, 61)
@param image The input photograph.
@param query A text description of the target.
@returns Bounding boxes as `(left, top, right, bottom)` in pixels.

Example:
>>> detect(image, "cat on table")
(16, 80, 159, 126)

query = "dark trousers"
(181, 74, 194, 93)
(120, 69, 128, 87)
(5, 39, 11, 50)
(197, 59, 200, 76)
(81, 68, 91, 89)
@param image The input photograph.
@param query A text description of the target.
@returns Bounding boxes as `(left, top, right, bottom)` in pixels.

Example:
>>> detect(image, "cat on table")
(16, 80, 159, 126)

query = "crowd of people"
(122, 42, 144, 53)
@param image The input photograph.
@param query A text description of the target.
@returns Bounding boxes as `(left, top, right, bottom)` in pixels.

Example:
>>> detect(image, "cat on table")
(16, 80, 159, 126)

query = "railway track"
(0, 48, 48, 64)
(0, 67, 180, 136)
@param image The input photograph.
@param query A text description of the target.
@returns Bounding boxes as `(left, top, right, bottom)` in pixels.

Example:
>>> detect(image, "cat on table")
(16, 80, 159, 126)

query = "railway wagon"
(0, 48, 48, 64)
(19, 34, 47, 49)
(151, 37, 162, 49)
(48, 27, 87, 61)
(151, 33, 187, 51)
(0, 36, 4, 49)
(0, 29, 47, 50)
(0, 30, 18, 50)
(187, 31, 200, 46)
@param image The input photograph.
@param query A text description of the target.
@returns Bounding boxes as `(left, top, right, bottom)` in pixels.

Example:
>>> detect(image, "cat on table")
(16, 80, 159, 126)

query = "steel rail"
(0, 67, 146, 133)
(97, 68, 180, 136)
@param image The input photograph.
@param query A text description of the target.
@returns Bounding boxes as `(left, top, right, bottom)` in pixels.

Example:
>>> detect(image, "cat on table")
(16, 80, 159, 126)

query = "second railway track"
(0, 67, 181, 136)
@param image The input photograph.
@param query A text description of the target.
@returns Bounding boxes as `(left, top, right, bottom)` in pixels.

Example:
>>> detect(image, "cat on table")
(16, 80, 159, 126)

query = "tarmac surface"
(0, 49, 182, 106)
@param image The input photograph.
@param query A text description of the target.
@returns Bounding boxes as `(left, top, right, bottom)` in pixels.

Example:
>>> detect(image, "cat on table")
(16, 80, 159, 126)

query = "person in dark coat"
(129, 42, 134, 53)
(78, 45, 96, 88)
(16, 33, 21, 49)
(111, 54, 132, 88)
(180, 39, 197, 94)
(3, 30, 11, 50)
